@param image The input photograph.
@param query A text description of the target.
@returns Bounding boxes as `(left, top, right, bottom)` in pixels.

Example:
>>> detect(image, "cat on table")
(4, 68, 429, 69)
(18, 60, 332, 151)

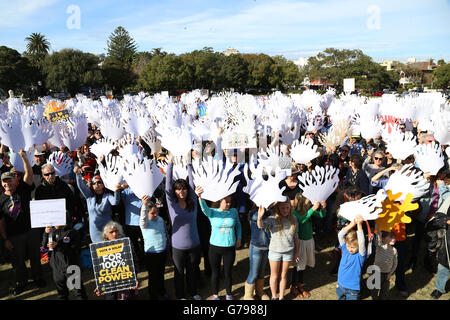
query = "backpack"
(424, 219, 446, 254)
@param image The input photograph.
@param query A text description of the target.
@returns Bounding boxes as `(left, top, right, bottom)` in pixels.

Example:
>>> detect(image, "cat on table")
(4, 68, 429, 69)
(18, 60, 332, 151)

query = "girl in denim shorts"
(257, 200, 299, 300)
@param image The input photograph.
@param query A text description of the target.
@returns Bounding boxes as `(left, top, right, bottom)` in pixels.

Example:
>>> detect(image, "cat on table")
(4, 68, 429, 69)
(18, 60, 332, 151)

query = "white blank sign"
(30, 199, 67, 228)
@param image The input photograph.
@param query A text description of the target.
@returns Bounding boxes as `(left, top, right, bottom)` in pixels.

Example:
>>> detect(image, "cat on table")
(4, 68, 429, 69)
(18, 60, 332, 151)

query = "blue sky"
(1, 0, 449, 62)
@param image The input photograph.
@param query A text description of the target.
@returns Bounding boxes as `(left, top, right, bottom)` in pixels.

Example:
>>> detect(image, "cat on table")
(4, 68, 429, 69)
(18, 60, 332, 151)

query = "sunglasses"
(92, 181, 103, 185)
(374, 157, 383, 160)
(341, 149, 349, 153)
(43, 172, 56, 177)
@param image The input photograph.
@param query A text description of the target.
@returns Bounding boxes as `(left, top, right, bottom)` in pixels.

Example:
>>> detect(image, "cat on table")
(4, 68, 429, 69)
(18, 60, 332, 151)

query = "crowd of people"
(0, 91, 449, 302)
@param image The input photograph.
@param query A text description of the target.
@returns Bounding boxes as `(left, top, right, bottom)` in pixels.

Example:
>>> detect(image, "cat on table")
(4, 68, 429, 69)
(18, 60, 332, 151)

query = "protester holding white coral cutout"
(74, 166, 120, 243)
(195, 185, 241, 301)
(164, 151, 202, 301)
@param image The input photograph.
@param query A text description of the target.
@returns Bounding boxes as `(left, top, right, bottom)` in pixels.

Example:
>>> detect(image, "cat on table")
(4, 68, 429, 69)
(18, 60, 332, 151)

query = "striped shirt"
(373, 235, 398, 275)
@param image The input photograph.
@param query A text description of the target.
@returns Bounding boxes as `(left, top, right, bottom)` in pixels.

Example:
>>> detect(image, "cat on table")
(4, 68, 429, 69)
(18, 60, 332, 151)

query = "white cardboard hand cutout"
(60, 115, 89, 151)
(384, 164, 430, 201)
(297, 165, 339, 203)
(290, 136, 320, 165)
(121, 153, 164, 199)
(414, 142, 445, 175)
(193, 157, 241, 202)
(338, 189, 387, 222)
(243, 162, 287, 209)
(97, 153, 125, 192)
(47, 151, 73, 177)
(385, 131, 417, 161)
(90, 137, 118, 159)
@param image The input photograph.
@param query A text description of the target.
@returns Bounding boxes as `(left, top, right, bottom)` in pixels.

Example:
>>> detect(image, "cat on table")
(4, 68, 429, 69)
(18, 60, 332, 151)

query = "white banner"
(30, 199, 66, 228)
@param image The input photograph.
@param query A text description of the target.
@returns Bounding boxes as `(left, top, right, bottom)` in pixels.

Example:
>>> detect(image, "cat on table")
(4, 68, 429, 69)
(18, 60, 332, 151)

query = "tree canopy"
(0, 46, 37, 92)
(107, 26, 138, 68)
(42, 49, 103, 95)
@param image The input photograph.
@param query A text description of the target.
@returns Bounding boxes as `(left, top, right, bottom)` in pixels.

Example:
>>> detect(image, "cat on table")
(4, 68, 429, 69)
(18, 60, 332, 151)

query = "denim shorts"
(268, 249, 294, 262)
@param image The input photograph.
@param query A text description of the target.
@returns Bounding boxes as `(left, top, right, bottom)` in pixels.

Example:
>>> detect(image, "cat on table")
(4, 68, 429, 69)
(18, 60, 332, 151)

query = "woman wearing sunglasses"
(74, 166, 120, 243)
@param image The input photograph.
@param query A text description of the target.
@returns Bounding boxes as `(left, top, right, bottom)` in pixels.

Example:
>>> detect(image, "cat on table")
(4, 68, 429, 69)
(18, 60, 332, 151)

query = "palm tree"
(25, 32, 50, 67)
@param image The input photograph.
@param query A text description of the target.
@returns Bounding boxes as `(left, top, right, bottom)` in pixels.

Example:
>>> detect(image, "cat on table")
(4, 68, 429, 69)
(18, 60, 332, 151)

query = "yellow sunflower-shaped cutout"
(376, 190, 418, 232)
(44, 100, 67, 119)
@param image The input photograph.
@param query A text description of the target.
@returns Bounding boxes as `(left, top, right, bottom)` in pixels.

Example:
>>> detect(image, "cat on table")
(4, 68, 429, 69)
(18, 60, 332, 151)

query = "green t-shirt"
(292, 208, 326, 240)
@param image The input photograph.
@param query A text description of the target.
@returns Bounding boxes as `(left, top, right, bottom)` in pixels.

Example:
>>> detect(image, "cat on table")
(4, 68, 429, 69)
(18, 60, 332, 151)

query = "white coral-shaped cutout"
(279, 123, 300, 146)
(192, 157, 241, 202)
(141, 129, 161, 154)
(385, 131, 417, 161)
(290, 136, 320, 165)
(357, 116, 383, 140)
(98, 116, 125, 140)
(97, 153, 125, 192)
(156, 125, 193, 157)
(122, 109, 153, 137)
(0, 112, 26, 152)
(47, 151, 73, 177)
(90, 137, 118, 159)
(384, 164, 430, 201)
(257, 146, 289, 173)
(338, 189, 387, 222)
(22, 114, 53, 151)
(297, 165, 339, 203)
(121, 152, 164, 199)
(60, 115, 89, 151)
(243, 162, 287, 209)
(414, 142, 445, 175)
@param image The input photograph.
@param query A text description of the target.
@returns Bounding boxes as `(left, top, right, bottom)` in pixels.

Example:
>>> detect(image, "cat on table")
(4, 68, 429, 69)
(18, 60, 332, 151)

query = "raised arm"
(19, 149, 33, 186)
(355, 215, 366, 257)
(75, 168, 92, 199)
(140, 195, 150, 230)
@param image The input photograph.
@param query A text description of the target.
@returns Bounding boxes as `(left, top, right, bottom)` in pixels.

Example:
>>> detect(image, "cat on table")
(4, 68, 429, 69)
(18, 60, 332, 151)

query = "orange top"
(391, 223, 406, 242)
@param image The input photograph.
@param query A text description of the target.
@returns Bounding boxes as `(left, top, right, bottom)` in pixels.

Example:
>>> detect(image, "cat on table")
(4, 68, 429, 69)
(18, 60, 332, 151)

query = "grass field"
(1, 231, 449, 301)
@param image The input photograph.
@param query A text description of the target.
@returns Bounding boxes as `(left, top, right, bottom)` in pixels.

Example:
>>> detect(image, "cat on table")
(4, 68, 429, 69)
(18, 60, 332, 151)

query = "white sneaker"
(192, 295, 202, 300)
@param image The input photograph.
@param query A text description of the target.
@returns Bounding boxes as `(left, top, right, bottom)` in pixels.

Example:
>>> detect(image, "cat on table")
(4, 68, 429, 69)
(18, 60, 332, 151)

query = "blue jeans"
(246, 244, 269, 284)
(435, 263, 450, 294)
(336, 284, 359, 300)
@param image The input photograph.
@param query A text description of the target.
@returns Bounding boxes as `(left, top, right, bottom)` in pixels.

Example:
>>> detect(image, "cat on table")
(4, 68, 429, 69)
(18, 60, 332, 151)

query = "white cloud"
(0, 0, 60, 28)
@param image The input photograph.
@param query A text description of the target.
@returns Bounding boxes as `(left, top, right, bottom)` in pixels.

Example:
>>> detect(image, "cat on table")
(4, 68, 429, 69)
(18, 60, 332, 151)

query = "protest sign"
(49, 109, 70, 122)
(90, 238, 137, 294)
(222, 131, 257, 149)
(30, 199, 66, 228)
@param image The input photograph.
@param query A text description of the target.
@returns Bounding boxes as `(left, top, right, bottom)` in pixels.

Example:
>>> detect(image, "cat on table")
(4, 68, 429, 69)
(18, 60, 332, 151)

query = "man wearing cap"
(0, 149, 46, 295)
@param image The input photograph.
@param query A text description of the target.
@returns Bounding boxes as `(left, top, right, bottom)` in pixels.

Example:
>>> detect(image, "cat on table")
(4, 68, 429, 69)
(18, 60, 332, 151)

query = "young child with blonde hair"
(257, 200, 299, 300)
(336, 214, 367, 300)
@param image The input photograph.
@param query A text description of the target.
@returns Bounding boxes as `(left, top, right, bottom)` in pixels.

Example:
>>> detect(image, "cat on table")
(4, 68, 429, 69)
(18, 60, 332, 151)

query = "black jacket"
(34, 177, 75, 226)
(427, 211, 450, 268)
(42, 227, 81, 270)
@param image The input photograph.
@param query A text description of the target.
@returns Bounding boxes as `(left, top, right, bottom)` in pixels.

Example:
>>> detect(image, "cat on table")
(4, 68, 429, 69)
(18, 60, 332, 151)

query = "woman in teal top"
(291, 193, 326, 298)
(195, 186, 242, 301)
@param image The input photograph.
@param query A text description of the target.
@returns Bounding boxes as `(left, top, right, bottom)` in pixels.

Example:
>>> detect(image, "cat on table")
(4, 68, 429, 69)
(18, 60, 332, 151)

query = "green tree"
(305, 48, 398, 92)
(433, 63, 450, 89)
(42, 49, 103, 96)
(24, 32, 50, 68)
(102, 57, 136, 93)
(139, 54, 184, 92)
(107, 26, 138, 68)
(220, 54, 249, 91)
(0, 46, 37, 92)
(242, 53, 275, 89)
(272, 56, 302, 90)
